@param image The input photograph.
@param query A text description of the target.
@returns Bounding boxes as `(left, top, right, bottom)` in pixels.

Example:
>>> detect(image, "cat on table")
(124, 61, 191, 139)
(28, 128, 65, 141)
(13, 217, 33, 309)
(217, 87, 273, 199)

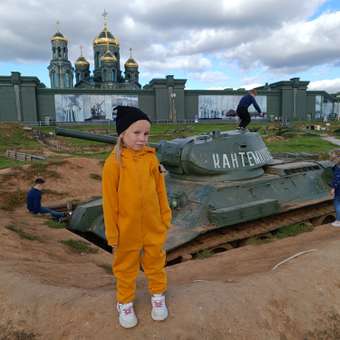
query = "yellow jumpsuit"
(102, 146, 172, 303)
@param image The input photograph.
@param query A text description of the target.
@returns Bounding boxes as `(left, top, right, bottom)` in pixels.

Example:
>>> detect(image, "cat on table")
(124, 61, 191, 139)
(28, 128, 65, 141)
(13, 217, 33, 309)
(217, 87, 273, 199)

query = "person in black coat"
(236, 89, 263, 129)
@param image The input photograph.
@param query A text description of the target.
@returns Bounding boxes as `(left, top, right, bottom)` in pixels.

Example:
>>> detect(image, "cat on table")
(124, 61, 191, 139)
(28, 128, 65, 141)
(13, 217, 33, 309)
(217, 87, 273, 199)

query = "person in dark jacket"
(330, 150, 340, 227)
(26, 178, 65, 220)
(236, 89, 263, 129)
(330, 149, 340, 227)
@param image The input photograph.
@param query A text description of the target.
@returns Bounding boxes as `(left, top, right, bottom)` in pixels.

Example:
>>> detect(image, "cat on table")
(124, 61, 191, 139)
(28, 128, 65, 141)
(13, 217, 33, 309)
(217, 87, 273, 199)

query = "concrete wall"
(0, 83, 17, 121)
(0, 72, 44, 122)
(1, 73, 339, 123)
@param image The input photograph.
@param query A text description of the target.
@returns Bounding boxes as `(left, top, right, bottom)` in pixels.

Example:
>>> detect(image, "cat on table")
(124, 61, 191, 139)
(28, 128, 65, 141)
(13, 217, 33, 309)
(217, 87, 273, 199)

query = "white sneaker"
(331, 220, 340, 227)
(151, 294, 168, 321)
(116, 302, 138, 328)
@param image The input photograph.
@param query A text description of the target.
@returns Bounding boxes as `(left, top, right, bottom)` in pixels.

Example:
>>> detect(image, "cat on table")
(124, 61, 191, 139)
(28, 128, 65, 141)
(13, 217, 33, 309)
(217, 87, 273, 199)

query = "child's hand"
(331, 188, 335, 197)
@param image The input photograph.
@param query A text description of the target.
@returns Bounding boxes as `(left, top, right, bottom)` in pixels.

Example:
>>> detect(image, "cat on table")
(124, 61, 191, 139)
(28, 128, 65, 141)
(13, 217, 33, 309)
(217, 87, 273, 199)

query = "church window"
(95, 52, 100, 68)
(112, 70, 115, 82)
(51, 71, 55, 87)
(58, 47, 61, 58)
(64, 73, 69, 88)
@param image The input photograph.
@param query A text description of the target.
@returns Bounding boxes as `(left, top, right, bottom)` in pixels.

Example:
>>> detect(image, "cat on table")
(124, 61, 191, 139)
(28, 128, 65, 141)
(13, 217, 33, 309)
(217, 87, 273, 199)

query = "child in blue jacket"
(330, 150, 340, 227)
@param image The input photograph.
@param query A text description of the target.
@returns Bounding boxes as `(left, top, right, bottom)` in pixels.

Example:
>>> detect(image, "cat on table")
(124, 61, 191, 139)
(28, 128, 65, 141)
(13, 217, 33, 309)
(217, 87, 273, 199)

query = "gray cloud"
(223, 11, 340, 72)
(308, 78, 340, 93)
(129, 0, 324, 29)
(0, 0, 338, 82)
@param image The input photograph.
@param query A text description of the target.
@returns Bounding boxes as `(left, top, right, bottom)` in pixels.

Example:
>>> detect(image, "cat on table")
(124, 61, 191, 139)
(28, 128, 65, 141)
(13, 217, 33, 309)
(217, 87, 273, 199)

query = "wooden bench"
(5, 150, 46, 162)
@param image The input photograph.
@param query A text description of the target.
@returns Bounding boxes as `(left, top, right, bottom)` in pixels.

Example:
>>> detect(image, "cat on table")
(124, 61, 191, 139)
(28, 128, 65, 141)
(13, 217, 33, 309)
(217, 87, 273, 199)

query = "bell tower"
(48, 21, 74, 88)
(124, 48, 140, 88)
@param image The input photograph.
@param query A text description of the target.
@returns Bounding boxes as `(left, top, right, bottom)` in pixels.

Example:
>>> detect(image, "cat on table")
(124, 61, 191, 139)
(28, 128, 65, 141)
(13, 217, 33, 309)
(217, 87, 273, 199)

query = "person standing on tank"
(236, 89, 263, 130)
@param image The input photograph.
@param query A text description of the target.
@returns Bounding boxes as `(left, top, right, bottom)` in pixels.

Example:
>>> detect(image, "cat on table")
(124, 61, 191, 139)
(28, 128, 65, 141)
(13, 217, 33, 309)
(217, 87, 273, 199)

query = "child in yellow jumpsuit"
(102, 106, 172, 328)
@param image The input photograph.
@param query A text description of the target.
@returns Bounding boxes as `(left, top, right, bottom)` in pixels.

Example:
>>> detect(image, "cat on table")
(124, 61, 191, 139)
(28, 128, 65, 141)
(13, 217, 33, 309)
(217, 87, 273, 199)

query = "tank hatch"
(157, 130, 273, 181)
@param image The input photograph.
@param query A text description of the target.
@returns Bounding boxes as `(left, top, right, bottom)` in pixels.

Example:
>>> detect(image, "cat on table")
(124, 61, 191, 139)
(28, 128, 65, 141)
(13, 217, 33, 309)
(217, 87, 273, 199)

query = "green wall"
(1, 73, 339, 123)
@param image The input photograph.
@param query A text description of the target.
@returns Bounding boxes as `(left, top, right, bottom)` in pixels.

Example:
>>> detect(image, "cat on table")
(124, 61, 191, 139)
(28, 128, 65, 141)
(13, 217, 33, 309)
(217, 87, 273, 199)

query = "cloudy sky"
(1, 0, 340, 92)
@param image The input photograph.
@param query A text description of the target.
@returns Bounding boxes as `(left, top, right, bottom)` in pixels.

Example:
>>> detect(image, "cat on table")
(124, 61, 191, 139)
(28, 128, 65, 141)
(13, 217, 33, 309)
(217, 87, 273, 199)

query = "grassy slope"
(0, 124, 42, 168)
(0, 121, 339, 169)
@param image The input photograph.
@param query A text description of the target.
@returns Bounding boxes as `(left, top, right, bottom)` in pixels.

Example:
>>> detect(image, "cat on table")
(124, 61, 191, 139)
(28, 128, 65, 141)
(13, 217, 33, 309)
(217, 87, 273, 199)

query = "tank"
(56, 127, 334, 257)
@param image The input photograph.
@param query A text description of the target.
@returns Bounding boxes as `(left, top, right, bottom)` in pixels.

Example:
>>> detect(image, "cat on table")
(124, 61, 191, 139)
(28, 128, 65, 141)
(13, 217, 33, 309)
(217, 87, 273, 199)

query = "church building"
(47, 13, 140, 90)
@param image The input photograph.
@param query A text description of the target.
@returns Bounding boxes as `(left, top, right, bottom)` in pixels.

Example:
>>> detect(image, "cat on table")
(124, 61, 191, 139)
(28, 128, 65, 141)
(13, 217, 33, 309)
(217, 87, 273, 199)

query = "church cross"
(102, 10, 108, 29)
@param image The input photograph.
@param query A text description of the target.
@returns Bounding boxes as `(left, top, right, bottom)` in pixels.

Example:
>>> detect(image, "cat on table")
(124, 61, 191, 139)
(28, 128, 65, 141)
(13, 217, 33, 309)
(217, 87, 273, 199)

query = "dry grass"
(96, 263, 112, 274)
(5, 224, 42, 242)
(89, 173, 101, 181)
(59, 239, 98, 254)
(0, 190, 27, 211)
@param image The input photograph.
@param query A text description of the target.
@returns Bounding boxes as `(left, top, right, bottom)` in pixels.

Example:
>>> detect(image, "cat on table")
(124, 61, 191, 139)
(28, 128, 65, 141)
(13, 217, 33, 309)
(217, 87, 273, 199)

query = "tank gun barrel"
(55, 127, 159, 148)
(55, 127, 117, 144)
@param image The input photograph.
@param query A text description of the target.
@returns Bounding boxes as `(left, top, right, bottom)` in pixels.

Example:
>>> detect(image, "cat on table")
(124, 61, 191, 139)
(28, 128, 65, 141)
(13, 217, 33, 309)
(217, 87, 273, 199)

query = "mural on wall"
(314, 95, 338, 120)
(55, 94, 138, 122)
(198, 95, 267, 120)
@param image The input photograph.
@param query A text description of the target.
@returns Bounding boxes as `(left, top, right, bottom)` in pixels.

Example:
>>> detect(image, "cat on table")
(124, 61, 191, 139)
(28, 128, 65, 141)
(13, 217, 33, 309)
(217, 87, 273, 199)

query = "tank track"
(167, 200, 334, 263)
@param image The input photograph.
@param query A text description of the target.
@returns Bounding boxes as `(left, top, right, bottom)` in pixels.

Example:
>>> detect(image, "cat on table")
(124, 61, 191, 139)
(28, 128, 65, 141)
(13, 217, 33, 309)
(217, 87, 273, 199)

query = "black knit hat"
(114, 106, 151, 135)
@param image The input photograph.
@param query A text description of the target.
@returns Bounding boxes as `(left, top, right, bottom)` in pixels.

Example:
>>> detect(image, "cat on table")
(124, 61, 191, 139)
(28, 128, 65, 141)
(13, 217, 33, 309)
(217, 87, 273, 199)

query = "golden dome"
(51, 31, 68, 42)
(93, 29, 119, 47)
(125, 57, 138, 68)
(100, 50, 117, 63)
(124, 49, 138, 68)
(75, 56, 90, 68)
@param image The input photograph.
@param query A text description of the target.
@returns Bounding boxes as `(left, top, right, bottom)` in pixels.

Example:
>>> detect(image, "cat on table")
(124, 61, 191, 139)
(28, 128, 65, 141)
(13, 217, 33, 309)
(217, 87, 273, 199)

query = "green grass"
(274, 222, 314, 239)
(243, 233, 276, 246)
(5, 224, 42, 241)
(194, 249, 215, 260)
(59, 239, 99, 254)
(0, 156, 23, 168)
(243, 222, 314, 247)
(69, 150, 111, 159)
(45, 220, 66, 229)
(1, 122, 340, 170)
(266, 135, 336, 154)
(58, 136, 107, 147)
(0, 124, 41, 152)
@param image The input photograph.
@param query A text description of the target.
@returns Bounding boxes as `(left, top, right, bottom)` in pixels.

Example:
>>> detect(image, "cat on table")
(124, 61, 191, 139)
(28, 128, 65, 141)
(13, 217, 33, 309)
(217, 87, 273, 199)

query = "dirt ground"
(1, 158, 340, 340)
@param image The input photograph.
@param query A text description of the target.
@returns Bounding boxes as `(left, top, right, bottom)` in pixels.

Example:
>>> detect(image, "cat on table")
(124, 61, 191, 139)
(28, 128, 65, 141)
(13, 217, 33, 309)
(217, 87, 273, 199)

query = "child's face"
(122, 120, 151, 151)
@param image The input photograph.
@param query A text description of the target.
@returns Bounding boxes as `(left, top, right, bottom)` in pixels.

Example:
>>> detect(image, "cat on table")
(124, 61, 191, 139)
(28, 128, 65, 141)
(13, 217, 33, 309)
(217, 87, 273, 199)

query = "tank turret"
(157, 130, 272, 180)
(56, 128, 272, 180)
